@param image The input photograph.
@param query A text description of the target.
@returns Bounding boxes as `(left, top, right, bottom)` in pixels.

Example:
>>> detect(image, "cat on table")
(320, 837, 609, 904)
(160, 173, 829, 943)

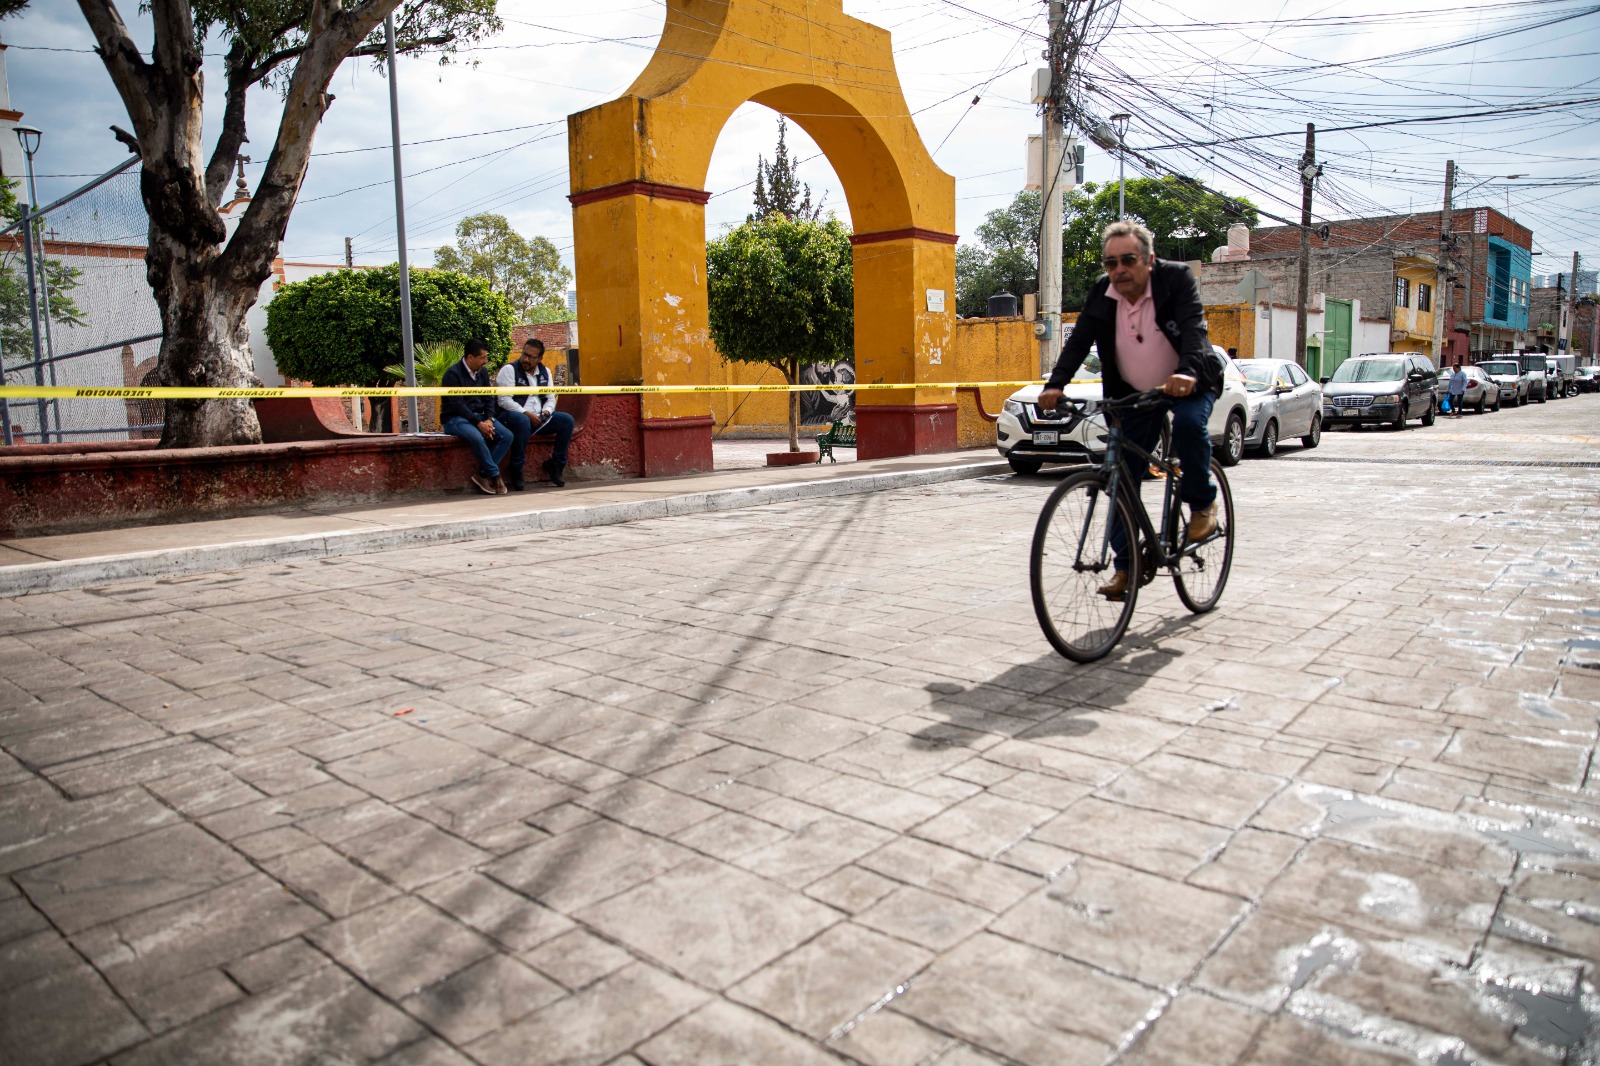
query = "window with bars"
(1395, 276, 1411, 308)
(1417, 282, 1432, 312)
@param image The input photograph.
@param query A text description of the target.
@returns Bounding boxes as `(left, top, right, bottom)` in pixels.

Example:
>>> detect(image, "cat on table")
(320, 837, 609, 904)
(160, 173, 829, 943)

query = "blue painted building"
(1484, 235, 1531, 333)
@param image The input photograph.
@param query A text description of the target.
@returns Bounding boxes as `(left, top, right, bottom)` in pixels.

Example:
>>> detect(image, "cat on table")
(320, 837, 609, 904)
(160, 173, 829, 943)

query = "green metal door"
(1318, 299, 1353, 379)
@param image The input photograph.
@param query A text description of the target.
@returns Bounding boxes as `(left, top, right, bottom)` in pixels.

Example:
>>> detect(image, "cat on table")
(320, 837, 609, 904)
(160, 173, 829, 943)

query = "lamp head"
(14, 125, 41, 156)
(1109, 113, 1132, 139)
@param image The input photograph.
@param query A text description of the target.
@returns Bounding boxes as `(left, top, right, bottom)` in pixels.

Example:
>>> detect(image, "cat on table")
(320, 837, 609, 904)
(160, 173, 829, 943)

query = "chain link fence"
(1, 156, 163, 445)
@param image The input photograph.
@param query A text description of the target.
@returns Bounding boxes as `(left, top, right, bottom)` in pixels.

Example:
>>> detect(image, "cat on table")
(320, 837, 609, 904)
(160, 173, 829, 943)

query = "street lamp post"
(13, 124, 55, 442)
(1110, 113, 1131, 220)
(385, 17, 419, 436)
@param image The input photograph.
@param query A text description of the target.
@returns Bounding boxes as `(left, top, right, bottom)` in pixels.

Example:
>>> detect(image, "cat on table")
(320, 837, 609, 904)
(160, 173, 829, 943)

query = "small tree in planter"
(706, 214, 852, 452)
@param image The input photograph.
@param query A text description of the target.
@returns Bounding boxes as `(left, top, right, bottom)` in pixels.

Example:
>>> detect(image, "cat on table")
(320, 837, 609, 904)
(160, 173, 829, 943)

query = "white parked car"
(1236, 358, 1324, 457)
(996, 345, 1252, 474)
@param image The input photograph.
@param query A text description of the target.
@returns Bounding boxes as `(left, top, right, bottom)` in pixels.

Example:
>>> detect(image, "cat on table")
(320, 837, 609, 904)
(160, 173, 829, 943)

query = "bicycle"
(1029, 389, 1236, 662)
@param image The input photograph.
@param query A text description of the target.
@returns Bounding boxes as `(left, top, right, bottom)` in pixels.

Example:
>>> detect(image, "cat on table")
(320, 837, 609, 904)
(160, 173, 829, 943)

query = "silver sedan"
(1435, 366, 1500, 414)
(1235, 358, 1324, 457)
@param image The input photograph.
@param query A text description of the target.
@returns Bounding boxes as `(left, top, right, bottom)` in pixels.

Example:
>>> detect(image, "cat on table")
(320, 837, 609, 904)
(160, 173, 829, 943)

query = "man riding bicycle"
(1037, 220, 1221, 601)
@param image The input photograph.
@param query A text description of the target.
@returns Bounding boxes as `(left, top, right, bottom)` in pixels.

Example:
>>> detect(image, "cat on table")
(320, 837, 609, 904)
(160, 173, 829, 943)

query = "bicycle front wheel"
(1170, 460, 1235, 614)
(1030, 471, 1142, 662)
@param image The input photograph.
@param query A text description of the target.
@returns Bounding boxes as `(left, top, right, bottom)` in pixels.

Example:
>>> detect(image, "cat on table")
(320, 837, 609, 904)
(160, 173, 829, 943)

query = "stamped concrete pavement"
(2, 395, 1598, 1065)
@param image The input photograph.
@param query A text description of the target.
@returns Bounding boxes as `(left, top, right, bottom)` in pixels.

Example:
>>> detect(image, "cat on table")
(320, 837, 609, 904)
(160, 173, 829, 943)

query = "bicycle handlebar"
(1042, 387, 1169, 431)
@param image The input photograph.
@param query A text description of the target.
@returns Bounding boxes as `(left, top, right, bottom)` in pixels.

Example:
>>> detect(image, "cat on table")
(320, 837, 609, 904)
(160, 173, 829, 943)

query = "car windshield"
(1330, 359, 1404, 383)
(1478, 360, 1518, 376)
(1238, 362, 1277, 392)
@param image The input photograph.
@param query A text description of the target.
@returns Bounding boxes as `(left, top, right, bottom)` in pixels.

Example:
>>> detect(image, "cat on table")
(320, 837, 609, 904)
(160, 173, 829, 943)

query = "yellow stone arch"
(568, 0, 958, 473)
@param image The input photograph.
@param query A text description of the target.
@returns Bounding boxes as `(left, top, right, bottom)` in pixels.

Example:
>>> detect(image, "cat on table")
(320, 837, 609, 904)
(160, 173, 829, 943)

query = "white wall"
(1255, 304, 1325, 361)
(0, 47, 25, 185)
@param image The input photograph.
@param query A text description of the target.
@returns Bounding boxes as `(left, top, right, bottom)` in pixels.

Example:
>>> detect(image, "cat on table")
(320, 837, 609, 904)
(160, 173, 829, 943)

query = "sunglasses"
(1101, 253, 1146, 270)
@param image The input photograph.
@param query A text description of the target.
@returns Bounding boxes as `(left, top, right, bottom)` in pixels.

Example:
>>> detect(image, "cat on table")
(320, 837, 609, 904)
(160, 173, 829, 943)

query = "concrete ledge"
(0, 460, 1007, 596)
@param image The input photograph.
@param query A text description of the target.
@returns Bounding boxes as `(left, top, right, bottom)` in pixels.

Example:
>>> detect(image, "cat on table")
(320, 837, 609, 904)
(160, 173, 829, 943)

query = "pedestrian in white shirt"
(495, 338, 575, 487)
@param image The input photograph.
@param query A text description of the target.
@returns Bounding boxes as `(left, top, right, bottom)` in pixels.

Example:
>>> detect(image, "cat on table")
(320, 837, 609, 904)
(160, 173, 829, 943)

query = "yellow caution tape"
(0, 380, 1090, 401)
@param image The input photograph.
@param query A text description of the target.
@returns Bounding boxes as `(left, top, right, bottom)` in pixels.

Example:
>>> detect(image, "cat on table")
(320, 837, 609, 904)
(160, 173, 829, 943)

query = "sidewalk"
(0, 444, 1001, 595)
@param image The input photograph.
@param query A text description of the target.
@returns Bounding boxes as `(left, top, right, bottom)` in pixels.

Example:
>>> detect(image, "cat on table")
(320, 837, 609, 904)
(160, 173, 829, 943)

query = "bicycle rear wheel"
(1170, 460, 1234, 614)
(1030, 471, 1142, 662)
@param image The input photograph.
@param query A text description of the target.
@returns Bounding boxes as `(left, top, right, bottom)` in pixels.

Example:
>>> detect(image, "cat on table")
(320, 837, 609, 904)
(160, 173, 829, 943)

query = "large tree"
(955, 190, 1039, 317)
(74, 0, 500, 448)
(433, 213, 570, 323)
(265, 264, 513, 386)
(958, 180, 1257, 316)
(1062, 176, 1256, 310)
(707, 214, 852, 452)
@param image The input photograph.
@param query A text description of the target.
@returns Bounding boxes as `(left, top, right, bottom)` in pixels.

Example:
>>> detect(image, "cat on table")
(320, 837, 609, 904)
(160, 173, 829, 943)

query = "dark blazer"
(439, 359, 498, 425)
(1046, 259, 1221, 399)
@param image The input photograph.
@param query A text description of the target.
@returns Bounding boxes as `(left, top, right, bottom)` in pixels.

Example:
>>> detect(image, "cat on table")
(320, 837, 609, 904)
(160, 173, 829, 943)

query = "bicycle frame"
(1074, 398, 1206, 575)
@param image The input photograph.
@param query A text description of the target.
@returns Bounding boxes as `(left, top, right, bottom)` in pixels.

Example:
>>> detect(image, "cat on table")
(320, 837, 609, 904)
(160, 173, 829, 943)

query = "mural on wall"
(800, 359, 855, 424)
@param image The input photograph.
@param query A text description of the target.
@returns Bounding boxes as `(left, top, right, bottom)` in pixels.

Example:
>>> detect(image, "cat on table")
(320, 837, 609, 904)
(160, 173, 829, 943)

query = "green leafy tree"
(1, 177, 86, 363)
(955, 191, 1039, 317)
(434, 213, 571, 323)
(957, 180, 1257, 315)
(1062, 177, 1256, 310)
(749, 118, 824, 222)
(707, 215, 853, 451)
(74, 0, 502, 448)
(266, 265, 514, 386)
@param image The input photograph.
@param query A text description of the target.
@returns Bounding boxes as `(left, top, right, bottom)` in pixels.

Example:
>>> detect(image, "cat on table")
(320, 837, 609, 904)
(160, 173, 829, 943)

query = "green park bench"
(815, 419, 856, 463)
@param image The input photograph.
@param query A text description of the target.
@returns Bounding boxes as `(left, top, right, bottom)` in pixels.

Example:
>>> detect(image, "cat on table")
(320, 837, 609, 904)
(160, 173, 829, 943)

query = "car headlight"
(1003, 399, 1025, 417)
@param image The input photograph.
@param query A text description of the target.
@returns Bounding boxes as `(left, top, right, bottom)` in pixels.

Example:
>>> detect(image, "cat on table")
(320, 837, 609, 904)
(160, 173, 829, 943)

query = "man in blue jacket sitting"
(441, 339, 515, 495)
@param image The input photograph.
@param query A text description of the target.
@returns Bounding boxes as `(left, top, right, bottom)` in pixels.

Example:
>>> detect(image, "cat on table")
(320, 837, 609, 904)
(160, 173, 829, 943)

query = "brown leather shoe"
(492, 476, 509, 495)
(1186, 503, 1218, 542)
(469, 474, 495, 495)
(1097, 571, 1130, 601)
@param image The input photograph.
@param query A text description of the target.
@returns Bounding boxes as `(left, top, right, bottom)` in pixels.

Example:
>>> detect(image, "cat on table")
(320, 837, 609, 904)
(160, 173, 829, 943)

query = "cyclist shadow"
(908, 613, 1201, 750)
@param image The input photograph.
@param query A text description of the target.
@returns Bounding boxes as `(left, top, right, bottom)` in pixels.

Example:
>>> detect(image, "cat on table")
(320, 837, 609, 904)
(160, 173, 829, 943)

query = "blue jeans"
(1110, 391, 1216, 572)
(522, 409, 575, 467)
(443, 416, 514, 479)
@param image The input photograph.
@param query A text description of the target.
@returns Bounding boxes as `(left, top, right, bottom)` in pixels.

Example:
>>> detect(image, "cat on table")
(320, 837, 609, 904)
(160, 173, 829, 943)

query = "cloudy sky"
(6, 0, 1598, 281)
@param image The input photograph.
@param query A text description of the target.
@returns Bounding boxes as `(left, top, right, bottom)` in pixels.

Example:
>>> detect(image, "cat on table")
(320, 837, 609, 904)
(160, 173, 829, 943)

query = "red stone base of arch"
(854, 404, 957, 460)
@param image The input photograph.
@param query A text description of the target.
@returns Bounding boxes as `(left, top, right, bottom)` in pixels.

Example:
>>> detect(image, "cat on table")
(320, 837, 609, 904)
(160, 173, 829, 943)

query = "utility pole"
(385, 16, 419, 435)
(1563, 251, 1580, 355)
(344, 237, 354, 269)
(1437, 160, 1454, 365)
(1035, 0, 1067, 379)
(1294, 123, 1316, 369)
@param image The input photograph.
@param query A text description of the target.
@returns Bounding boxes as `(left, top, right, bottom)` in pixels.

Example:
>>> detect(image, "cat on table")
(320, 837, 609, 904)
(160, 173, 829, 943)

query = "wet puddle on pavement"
(1249, 786, 1600, 1060)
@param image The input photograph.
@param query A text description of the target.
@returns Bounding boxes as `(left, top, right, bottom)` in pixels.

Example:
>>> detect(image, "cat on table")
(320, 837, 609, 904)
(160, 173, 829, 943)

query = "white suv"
(996, 345, 1252, 474)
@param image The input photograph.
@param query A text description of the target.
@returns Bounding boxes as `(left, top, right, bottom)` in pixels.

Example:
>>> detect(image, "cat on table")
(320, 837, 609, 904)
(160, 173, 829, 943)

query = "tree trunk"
(80, 0, 404, 449)
(151, 253, 264, 448)
(787, 357, 800, 452)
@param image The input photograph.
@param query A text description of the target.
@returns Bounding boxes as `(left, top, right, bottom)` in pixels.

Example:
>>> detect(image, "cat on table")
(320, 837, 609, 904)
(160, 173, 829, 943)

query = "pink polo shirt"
(1109, 284, 1179, 390)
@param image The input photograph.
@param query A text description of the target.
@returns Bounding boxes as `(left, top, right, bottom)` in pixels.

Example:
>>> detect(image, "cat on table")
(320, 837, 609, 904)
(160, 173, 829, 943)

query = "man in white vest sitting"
(496, 337, 576, 488)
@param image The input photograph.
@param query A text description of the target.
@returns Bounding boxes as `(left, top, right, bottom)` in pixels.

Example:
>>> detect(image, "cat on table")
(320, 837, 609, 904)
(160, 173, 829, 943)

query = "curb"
(0, 460, 1009, 597)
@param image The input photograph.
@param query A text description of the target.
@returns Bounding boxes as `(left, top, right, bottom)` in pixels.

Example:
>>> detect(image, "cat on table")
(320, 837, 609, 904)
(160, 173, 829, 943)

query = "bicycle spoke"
(1031, 473, 1141, 662)
(1171, 461, 1235, 614)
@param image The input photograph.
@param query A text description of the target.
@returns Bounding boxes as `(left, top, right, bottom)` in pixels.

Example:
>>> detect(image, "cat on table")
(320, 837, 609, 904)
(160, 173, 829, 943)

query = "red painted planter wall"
(0, 395, 652, 538)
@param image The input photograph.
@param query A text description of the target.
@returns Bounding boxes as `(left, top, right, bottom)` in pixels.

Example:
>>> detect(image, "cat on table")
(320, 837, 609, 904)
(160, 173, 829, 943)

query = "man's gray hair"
(1101, 219, 1155, 258)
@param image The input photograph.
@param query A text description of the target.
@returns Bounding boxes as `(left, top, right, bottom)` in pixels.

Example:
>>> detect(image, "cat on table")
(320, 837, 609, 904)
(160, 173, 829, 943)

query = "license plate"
(1033, 430, 1059, 446)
